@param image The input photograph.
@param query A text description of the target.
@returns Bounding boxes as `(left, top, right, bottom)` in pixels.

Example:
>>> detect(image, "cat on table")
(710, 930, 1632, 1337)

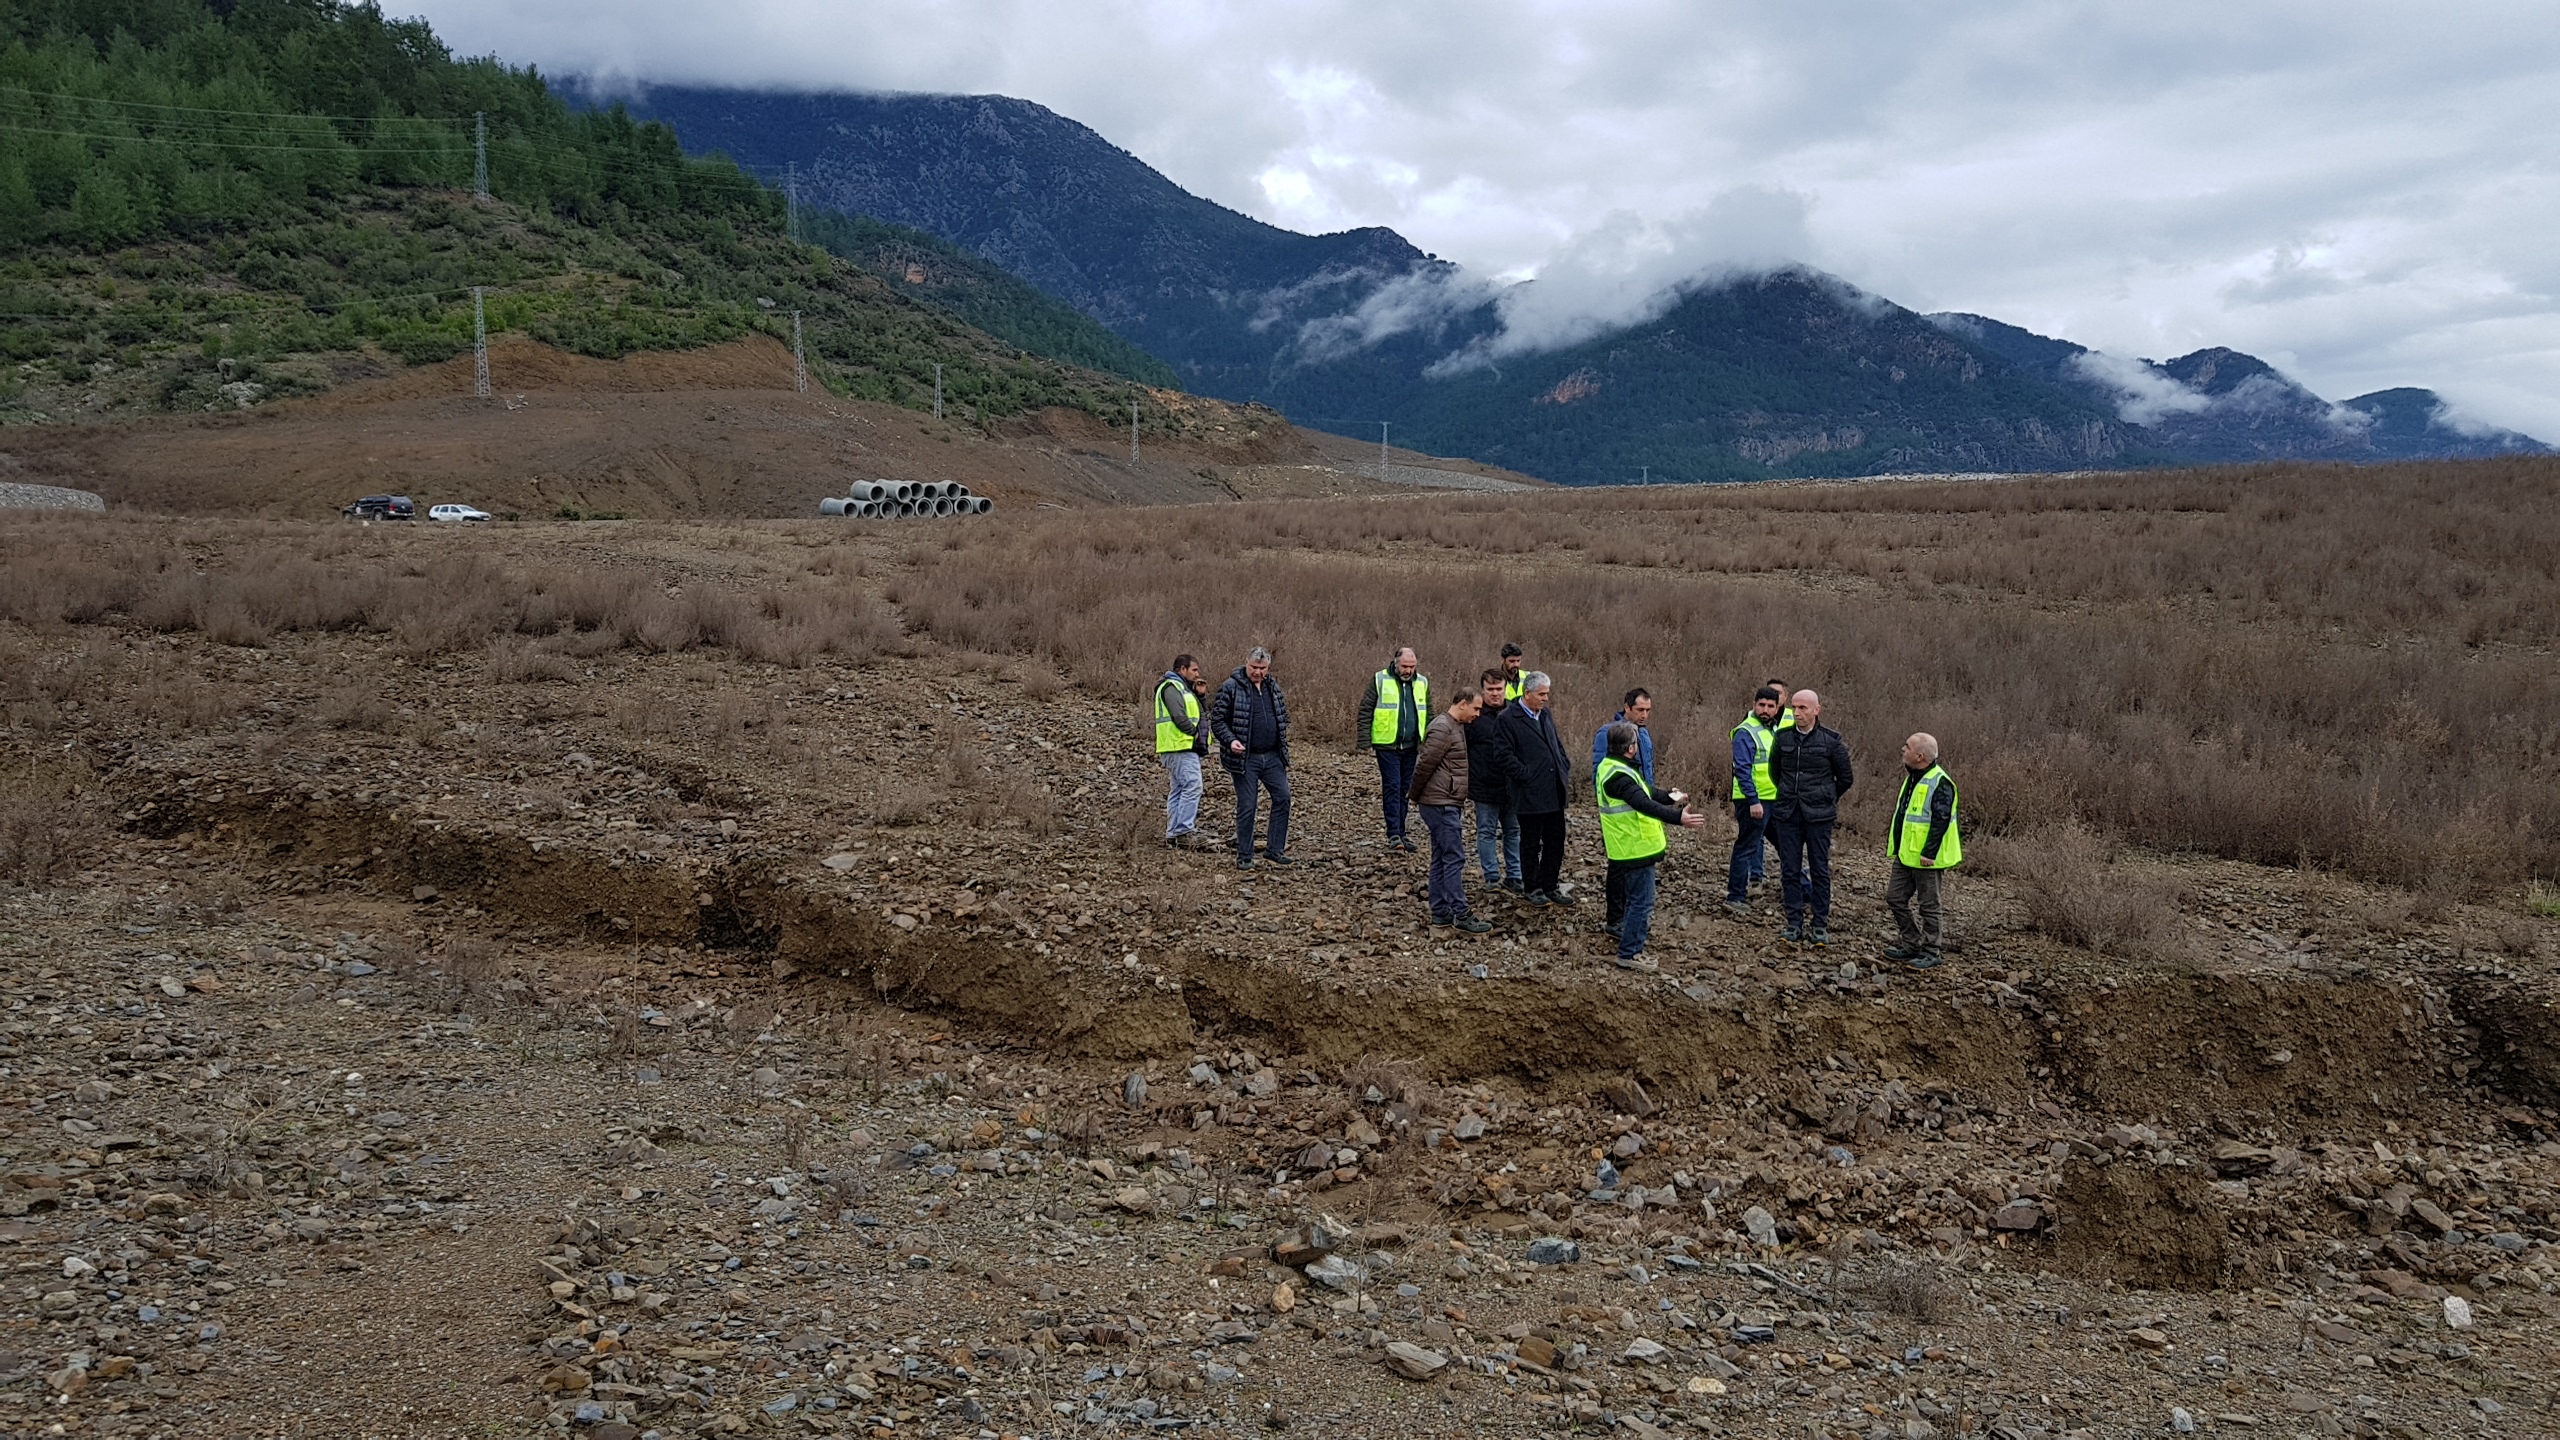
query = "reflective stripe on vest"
(1891, 765, 1964, 869)
(1154, 678, 1200, 755)
(1595, 756, 1668, 863)
(1370, 671, 1428, 745)
(1729, 717, 1775, 801)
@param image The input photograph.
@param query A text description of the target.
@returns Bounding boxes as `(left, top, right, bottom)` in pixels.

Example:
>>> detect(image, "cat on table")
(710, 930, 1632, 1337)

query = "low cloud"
(2064, 351, 2215, 426)
(1432, 188, 1813, 371)
(1282, 264, 1495, 364)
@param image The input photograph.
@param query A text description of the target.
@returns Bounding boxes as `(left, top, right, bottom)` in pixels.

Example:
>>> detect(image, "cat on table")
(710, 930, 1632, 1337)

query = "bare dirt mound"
(2053, 1157, 2232, 1290)
(0, 338, 1533, 520)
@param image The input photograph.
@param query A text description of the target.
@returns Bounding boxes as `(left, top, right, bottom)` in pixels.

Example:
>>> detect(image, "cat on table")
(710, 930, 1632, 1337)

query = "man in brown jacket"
(1409, 688, 1492, 933)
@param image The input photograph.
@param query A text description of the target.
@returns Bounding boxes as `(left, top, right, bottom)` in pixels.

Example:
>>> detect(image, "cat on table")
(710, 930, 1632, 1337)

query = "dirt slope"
(0, 337, 1543, 520)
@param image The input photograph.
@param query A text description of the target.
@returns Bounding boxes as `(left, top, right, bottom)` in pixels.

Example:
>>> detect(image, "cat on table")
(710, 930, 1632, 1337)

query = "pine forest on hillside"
(0, 0, 1175, 428)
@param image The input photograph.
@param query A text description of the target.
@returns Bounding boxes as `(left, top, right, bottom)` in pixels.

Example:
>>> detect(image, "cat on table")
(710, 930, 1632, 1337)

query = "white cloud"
(406, 0, 2560, 438)
(2066, 352, 2214, 427)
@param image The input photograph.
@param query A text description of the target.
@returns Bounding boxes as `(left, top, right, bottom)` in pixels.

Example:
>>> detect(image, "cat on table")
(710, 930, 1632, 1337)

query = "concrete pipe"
(892, 500, 914, 517)
(819, 497, 853, 516)
(894, 482, 920, 503)
(947, 483, 972, 498)
(970, 496, 993, 514)
(926, 497, 951, 516)
(926, 482, 954, 500)
(849, 481, 890, 503)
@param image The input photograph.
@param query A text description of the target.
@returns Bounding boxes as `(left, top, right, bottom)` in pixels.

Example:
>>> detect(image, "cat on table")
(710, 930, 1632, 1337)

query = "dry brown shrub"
(872, 779, 943, 828)
(878, 459, 2560, 889)
(486, 636, 577, 683)
(314, 685, 395, 733)
(2000, 819, 2194, 962)
(1850, 1264, 1961, 1322)
(130, 672, 240, 732)
(0, 763, 104, 888)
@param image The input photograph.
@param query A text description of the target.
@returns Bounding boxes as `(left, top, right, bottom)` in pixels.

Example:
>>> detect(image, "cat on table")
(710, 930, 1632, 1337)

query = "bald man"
(1884, 732, 1962, 970)
(1769, 689, 1853, 945)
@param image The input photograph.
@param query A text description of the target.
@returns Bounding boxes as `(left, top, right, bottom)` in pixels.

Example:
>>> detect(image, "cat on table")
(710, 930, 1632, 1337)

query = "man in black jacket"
(1209, 648, 1293, 870)
(1497, 671, 1575, 905)
(1769, 689, 1854, 945)
(1465, 669, 1521, 891)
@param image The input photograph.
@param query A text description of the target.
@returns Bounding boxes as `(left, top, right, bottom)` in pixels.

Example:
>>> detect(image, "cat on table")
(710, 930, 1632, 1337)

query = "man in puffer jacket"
(1208, 647, 1292, 870)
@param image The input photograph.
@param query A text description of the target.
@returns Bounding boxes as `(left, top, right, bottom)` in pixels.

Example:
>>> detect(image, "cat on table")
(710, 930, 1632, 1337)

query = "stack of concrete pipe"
(818, 480, 994, 518)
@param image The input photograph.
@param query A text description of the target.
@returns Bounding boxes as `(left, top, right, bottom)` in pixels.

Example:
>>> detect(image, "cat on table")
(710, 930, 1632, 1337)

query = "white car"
(428, 503, 491, 523)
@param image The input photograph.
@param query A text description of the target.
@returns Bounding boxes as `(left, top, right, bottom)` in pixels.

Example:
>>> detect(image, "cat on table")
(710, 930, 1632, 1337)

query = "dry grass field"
(3, 458, 2559, 1438)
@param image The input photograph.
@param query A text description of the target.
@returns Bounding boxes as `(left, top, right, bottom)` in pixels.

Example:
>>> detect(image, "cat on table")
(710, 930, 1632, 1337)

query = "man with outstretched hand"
(1596, 719, 1706, 971)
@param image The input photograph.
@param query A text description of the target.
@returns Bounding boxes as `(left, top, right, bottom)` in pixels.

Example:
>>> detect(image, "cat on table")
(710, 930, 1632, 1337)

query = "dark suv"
(342, 494, 415, 521)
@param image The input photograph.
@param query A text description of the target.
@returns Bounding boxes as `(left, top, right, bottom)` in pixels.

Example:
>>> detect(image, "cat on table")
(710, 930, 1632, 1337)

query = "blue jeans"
(1232, 752, 1291, 860)
(1474, 800, 1521, 884)
(1728, 800, 1767, 902)
(1160, 751, 1202, 838)
(1772, 816, 1834, 928)
(1421, 804, 1469, 918)
(1375, 747, 1416, 839)
(1614, 861, 1658, 959)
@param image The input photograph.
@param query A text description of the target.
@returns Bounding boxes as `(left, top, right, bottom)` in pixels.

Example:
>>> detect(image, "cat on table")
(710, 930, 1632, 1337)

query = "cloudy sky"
(417, 0, 2560, 436)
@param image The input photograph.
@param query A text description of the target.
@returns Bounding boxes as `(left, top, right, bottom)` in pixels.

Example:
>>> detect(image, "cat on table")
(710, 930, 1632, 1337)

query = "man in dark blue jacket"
(1209, 648, 1293, 870)
(1589, 688, 1654, 785)
(1769, 689, 1854, 945)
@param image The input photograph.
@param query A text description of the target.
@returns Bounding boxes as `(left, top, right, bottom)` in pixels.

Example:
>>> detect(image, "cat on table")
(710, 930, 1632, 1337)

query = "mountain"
(1930, 316, 2550, 463)
(581, 84, 1444, 400)
(603, 82, 2548, 481)
(1358, 270, 2174, 483)
(0, 4, 1176, 434)
(795, 209, 1178, 387)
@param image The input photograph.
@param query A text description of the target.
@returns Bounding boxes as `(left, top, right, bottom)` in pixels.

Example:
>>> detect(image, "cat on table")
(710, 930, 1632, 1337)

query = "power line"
(472, 286, 490, 398)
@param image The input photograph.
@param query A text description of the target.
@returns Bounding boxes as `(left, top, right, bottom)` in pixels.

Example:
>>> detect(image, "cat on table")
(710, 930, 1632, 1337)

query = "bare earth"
(1, 506, 2556, 1440)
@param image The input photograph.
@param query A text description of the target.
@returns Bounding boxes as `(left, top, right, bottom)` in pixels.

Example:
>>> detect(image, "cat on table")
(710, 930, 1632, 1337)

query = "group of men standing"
(1150, 646, 1962, 971)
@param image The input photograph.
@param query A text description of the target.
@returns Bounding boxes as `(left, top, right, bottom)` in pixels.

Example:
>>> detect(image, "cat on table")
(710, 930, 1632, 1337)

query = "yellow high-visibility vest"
(1729, 717, 1775, 802)
(1154, 678, 1200, 755)
(1890, 765, 1963, 869)
(1595, 757, 1668, 862)
(1370, 670, 1428, 745)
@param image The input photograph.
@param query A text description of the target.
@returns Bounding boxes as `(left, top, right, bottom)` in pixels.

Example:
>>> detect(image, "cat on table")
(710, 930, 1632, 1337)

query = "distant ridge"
(599, 81, 2551, 483)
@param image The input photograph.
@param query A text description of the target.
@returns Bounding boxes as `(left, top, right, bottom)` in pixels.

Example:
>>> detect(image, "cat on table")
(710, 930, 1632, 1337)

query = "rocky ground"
(4, 519, 2560, 1439)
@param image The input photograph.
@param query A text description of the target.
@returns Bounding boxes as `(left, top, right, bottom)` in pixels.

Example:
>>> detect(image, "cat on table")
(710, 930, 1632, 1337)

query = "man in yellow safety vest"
(1884, 732, 1962, 970)
(1360, 647, 1429, 852)
(1499, 643, 1527, 704)
(1724, 685, 1783, 916)
(1152, 654, 1209, 847)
